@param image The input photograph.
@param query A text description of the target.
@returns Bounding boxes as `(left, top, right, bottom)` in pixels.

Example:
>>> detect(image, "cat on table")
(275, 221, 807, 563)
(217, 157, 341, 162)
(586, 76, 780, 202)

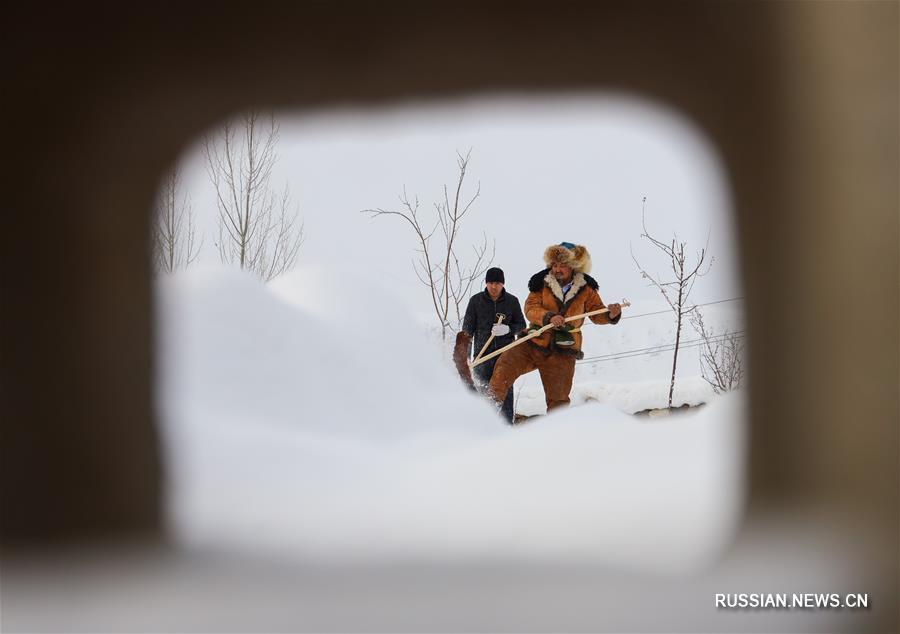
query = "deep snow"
(155, 265, 746, 573)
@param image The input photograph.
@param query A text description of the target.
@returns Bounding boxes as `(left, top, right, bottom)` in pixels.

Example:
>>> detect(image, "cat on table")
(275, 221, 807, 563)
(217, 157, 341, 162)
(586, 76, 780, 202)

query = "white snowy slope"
(155, 265, 746, 573)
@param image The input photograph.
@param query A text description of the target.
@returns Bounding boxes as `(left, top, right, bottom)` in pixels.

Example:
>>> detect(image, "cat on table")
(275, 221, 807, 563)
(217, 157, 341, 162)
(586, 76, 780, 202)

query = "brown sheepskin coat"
(524, 268, 620, 352)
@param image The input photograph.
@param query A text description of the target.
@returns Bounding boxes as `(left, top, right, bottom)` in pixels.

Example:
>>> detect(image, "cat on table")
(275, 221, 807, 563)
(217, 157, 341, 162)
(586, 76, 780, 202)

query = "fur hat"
(543, 241, 592, 274)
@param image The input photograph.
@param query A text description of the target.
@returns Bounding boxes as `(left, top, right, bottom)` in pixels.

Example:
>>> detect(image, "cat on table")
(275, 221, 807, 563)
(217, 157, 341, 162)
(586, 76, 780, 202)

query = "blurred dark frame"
(1, 2, 896, 631)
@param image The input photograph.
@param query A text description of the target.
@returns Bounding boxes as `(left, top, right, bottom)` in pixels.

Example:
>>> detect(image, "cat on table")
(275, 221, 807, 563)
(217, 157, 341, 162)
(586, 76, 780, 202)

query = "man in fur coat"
(453, 267, 526, 423)
(489, 242, 622, 414)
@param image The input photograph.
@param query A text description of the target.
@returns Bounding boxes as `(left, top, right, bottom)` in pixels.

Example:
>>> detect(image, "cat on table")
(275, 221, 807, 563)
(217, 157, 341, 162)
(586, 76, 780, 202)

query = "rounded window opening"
(154, 94, 746, 573)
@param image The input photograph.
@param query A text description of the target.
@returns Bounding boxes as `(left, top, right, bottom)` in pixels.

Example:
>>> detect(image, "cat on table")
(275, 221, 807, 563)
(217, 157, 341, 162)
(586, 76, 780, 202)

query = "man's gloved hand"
(491, 324, 511, 337)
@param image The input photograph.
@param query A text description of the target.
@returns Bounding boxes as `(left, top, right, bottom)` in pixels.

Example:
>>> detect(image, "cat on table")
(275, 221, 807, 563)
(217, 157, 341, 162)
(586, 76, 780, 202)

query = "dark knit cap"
(485, 267, 505, 284)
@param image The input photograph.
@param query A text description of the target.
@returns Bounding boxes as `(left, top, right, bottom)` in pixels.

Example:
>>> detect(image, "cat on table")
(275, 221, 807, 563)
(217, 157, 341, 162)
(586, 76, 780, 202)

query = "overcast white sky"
(174, 93, 740, 319)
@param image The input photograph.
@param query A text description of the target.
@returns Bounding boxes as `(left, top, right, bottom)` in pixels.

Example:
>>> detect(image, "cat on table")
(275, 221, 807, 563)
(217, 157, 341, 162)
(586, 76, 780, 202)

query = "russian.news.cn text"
(716, 593, 869, 610)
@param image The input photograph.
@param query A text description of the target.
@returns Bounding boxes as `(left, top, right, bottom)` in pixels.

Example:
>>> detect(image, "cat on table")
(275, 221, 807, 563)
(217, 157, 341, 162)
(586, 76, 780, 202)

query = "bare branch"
(152, 166, 202, 274)
(632, 196, 717, 408)
(204, 111, 304, 281)
(361, 150, 491, 340)
(691, 308, 745, 394)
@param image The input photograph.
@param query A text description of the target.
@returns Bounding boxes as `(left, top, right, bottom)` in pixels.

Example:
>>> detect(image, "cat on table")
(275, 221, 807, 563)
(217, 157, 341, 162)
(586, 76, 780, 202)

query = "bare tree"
(362, 150, 495, 340)
(203, 111, 304, 282)
(631, 197, 712, 409)
(153, 167, 201, 274)
(690, 308, 745, 394)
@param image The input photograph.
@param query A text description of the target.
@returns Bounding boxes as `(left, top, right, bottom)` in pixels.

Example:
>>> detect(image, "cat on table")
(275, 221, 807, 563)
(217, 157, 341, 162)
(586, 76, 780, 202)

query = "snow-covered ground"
(517, 376, 714, 418)
(155, 264, 746, 573)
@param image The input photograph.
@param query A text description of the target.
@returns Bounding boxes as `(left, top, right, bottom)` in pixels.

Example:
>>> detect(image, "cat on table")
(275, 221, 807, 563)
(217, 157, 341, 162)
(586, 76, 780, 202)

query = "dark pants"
(473, 356, 515, 423)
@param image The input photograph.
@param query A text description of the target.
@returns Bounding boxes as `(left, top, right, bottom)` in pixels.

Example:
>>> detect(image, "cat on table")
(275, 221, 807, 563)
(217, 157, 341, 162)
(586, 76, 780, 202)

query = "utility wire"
(578, 331, 746, 365)
(579, 335, 747, 365)
(579, 333, 747, 365)
(621, 296, 744, 320)
(579, 337, 747, 364)
(578, 339, 742, 365)
(581, 330, 747, 361)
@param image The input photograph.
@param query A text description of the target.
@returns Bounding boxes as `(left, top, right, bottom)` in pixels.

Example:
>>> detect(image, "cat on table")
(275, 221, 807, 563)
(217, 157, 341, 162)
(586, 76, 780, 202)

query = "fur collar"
(528, 268, 598, 301)
(546, 271, 586, 304)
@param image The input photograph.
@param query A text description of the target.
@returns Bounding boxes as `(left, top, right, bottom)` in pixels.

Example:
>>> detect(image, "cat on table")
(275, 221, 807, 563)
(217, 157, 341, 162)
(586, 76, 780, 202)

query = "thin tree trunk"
(167, 184, 176, 273)
(632, 199, 711, 412)
(668, 269, 685, 409)
(668, 311, 681, 409)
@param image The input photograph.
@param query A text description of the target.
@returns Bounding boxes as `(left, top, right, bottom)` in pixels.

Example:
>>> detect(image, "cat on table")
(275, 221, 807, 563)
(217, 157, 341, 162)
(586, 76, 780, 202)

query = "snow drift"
(155, 265, 745, 573)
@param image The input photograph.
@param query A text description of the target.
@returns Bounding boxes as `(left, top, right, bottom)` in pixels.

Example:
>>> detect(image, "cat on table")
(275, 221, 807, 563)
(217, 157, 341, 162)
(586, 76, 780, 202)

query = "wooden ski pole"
(469, 301, 630, 369)
(470, 314, 505, 366)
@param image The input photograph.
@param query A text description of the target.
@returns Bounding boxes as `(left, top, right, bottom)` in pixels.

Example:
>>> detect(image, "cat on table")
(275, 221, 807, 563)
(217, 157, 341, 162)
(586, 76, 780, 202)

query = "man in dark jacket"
(454, 267, 526, 423)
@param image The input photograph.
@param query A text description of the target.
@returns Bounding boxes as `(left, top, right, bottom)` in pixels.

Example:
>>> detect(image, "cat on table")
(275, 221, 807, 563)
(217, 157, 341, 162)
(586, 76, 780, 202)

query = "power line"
(579, 335, 746, 365)
(579, 333, 746, 365)
(621, 296, 745, 320)
(578, 331, 746, 365)
(580, 330, 747, 362)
